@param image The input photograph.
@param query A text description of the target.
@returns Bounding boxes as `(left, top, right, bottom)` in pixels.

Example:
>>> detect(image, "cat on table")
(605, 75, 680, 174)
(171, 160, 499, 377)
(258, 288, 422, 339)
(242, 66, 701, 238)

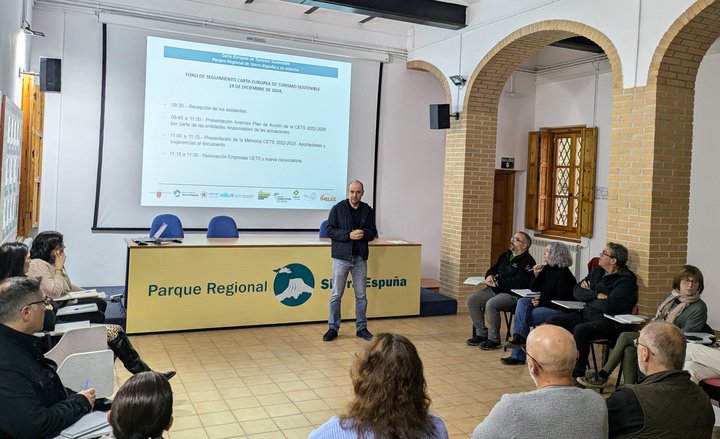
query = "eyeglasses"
(680, 277, 696, 284)
(511, 236, 528, 245)
(601, 250, 615, 258)
(23, 297, 49, 308)
(632, 338, 655, 356)
(521, 345, 543, 371)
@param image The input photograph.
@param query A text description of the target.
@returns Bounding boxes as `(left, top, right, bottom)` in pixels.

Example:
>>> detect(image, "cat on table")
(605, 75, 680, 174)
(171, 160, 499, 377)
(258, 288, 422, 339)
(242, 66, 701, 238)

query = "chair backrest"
(57, 349, 115, 398)
(207, 215, 239, 238)
(587, 256, 600, 276)
(150, 214, 184, 238)
(45, 325, 108, 366)
(319, 220, 329, 238)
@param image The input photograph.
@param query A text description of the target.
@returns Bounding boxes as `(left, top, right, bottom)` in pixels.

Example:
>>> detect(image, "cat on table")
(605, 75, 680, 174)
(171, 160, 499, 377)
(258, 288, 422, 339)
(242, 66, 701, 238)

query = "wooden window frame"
(525, 126, 597, 241)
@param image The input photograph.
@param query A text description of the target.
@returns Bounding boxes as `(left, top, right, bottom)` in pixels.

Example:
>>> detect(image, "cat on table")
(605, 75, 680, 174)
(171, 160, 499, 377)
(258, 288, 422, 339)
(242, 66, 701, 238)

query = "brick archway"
(406, 60, 453, 105)
(439, 21, 623, 307)
(607, 0, 720, 313)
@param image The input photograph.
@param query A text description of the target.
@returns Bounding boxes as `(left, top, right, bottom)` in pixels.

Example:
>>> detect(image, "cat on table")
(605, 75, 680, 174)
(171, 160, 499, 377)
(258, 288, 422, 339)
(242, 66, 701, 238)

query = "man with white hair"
(0, 277, 96, 438)
(472, 324, 607, 438)
(606, 321, 714, 438)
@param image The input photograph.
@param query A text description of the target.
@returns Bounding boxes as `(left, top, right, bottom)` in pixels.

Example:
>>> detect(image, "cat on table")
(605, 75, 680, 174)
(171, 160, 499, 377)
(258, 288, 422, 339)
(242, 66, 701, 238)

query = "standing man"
(323, 180, 377, 342)
(0, 277, 96, 439)
(606, 321, 714, 438)
(466, 232, 536, 350)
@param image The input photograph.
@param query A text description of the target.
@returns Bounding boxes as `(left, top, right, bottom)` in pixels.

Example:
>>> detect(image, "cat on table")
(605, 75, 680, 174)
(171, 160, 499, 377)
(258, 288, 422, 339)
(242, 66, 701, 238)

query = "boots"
(107, 331, 176, 380)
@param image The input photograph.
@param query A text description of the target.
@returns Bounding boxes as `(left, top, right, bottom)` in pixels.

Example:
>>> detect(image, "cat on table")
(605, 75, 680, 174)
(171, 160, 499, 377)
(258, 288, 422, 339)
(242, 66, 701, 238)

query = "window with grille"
(525, 126, 597, 240)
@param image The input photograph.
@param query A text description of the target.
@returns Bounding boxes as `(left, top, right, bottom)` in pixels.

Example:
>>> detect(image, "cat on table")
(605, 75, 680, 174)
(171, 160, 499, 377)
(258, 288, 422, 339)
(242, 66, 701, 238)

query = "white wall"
(31, 9, 449, 285)
(689, 49, 720, 330)
(375, 64, 446, 279)
(0, 0, 31, 106)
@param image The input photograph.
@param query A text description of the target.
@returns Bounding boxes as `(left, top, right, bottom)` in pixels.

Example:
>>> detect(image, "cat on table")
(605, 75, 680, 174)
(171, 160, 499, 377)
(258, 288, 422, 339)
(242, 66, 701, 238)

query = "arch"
(406, 59, 453, 105)
(439, 21, 624, 304)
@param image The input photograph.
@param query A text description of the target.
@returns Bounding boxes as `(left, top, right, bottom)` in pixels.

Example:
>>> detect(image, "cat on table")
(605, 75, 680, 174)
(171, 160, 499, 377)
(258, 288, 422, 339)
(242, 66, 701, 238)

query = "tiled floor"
(117, 315, 541, 439)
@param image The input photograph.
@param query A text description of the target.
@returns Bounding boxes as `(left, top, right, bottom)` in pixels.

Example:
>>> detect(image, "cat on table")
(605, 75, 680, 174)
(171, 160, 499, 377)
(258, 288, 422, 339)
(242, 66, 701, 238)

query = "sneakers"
(356, 328, 374, 340)
(577, 373, 608, 389)
(504, 334, 526, 350)
(479, 339, 502, 350)
(466, 335, 488, 346)
(323, 328, 338, 342)
(500, 356, 525, 366)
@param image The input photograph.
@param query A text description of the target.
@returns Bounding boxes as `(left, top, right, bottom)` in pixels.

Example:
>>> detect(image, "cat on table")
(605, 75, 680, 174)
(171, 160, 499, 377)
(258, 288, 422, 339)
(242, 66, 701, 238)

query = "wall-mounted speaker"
(40, 58, 62, 92)
(429, 104, 450, 130)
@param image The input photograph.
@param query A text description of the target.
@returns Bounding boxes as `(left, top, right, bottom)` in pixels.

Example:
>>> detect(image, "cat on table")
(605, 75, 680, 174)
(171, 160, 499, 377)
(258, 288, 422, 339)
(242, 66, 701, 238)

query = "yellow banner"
(125, 243, 420, 333)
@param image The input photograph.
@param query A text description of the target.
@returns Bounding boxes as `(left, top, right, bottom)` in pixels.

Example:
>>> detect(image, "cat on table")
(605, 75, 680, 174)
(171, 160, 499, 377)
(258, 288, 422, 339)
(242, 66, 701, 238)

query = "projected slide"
(141, 37, 351, 209)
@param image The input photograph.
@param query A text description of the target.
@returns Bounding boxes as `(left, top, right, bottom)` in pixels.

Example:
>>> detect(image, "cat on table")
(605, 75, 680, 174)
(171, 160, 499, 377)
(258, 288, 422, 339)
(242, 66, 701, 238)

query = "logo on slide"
(173, 190, 181, 198)
(320, 194, 336, 202)
(272, 263, 315, 307)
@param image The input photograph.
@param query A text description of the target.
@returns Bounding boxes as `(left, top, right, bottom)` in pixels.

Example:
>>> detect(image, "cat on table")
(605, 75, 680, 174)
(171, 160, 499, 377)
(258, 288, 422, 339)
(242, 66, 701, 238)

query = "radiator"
(528, 237, 582, 280)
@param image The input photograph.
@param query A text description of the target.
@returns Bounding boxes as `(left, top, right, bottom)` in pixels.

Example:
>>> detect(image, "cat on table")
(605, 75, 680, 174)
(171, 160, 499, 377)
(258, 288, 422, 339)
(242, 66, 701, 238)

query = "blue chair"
(319, 220, 329, 238)
(149, 214, 184, 238)
(207, 215, 239, 238)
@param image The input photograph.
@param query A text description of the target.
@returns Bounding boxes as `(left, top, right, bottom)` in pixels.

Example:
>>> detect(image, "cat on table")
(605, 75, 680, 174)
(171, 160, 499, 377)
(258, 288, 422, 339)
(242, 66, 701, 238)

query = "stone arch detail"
(440, 21, 624, 305)
(609, 0, 720, 313)
(406, 59, 453, 105)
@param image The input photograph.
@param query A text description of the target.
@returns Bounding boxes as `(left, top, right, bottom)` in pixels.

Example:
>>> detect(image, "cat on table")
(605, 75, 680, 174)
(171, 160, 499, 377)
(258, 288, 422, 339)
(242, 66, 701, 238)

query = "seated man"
(547, 242, 638, 377)
(471, 324, 607, 439)
(0, 277, 96, 439)
(607, 321, 714, 438)
(684, 342, 720, 383)
(466, 231, 535, 350)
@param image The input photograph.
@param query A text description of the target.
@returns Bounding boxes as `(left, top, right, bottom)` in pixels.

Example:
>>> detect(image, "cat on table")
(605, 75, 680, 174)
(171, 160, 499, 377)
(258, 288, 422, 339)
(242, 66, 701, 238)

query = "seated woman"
(578, 264, 707, 388)
(0, 241, 175, 380)
(104, 371, 173, 439)
(27, 231, 106, 323)
(501, 242, 576, 365)
(308, 333, 448, 439)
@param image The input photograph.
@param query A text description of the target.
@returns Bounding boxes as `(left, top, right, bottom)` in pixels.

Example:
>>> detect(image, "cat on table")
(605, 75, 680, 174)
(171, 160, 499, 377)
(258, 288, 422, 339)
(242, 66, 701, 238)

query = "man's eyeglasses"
(632, 338, 655, 356)
(601, 250, 615, 259)
(521, 345, 543, 371)
(680, 277, 696, 284)
(511, 236, 528, 245)
(23, 297, 50, 308)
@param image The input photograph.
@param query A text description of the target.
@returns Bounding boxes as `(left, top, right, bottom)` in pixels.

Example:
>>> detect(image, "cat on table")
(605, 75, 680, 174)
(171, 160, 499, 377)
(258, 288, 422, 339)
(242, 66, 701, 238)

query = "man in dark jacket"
(467, 232, 536, 350)
(606, 321, 714, 438)
(0, 277, 96, 439)
(322, 180, 377, 342)
(548, 242, 638, 377)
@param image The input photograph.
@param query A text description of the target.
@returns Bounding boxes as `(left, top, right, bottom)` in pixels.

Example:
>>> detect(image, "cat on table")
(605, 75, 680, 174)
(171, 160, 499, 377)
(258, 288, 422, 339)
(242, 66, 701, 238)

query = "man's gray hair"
(0, 277, 42, 324)
(546, 242, 573, 268)
(518, 231, 532, 248)
(642, 321, 686, 370)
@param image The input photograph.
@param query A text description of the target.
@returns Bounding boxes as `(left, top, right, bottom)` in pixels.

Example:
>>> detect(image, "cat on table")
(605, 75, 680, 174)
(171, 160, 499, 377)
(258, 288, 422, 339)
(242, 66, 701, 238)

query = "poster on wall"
(0, 94, 23, 244)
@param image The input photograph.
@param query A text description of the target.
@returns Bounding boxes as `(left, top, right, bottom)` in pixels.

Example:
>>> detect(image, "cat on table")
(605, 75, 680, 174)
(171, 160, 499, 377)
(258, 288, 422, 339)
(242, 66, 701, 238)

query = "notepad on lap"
(463, 277, 486, 286)
(512, 289, 540, 297)
(55, 290, 98, 301)
(58, 411, 109, 438)
(604, 314, 647, 324)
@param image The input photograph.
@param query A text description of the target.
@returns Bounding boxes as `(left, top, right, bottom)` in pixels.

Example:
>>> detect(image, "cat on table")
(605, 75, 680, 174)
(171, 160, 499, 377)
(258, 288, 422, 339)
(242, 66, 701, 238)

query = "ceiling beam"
(280, 0, 466, 30)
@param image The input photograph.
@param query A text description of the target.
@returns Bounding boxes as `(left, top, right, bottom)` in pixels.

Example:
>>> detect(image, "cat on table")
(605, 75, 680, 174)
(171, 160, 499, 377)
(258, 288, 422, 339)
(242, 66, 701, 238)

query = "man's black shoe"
(356, 328, 373, 340)
(162, 371, 177, 380)
(500, 356, 525, 366)
(504, 334, 526, 350)
(479, 339, 502, 350)
(466, 335, 488, 346)
(323, 328, 338, 341)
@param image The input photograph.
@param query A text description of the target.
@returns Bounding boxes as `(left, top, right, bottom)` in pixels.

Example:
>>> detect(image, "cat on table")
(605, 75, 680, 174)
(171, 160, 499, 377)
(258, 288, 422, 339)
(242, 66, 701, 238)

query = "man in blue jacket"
(323, 180, 377, 342)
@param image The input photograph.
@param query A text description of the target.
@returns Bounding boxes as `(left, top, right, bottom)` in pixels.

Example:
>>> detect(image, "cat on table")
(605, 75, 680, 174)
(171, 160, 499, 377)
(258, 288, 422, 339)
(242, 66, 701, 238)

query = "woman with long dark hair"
(309, 333, 448, 439)
(105, 371, 173, 439)
(1, 241, 174, 380)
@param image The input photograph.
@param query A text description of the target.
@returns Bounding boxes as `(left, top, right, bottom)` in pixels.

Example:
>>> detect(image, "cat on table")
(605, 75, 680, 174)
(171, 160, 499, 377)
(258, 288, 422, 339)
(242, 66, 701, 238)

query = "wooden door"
(491, 170, 515, 263)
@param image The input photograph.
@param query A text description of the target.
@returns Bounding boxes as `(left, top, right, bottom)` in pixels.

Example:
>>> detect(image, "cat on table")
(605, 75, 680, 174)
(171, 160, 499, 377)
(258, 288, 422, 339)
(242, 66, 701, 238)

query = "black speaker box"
(429, 104, 450, 129)
(40, 58, 62, 92)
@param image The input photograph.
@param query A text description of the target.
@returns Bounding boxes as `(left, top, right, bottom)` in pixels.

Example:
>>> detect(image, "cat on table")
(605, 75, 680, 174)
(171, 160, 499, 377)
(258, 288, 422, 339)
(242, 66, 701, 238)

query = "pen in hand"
(82, 380, 89, 391)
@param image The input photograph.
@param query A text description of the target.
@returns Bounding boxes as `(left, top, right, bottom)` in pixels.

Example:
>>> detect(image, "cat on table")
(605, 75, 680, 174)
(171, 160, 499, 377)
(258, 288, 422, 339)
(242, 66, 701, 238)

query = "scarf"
(654, 288, 701, 324)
